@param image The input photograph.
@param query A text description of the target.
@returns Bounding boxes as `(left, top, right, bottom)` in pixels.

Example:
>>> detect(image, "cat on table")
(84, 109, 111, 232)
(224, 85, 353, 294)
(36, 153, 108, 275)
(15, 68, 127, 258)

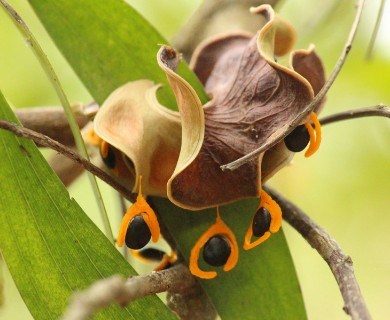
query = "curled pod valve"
(243, 190, 282, 250)
(190, 209, 239, 279)
(117, 176, 160, 250)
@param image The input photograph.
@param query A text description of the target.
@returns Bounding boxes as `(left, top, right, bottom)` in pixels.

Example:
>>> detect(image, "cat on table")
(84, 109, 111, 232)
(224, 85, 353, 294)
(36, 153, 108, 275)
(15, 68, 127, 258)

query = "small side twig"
(0, 119, 136, 202)
(61, 264, 199, 320)
(266, 186, 372, 320)
(221, 0, 365, 171)
(319, 104, 390, 125)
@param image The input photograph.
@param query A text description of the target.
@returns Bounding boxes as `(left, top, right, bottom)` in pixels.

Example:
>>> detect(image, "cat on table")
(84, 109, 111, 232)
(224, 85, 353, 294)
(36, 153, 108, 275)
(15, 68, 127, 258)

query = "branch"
(221, 0, 365, 171)
(266, 186, 372, 320)
(61, 264, 210, 320)
(0, 119, 136, 202)
(320, 104, 390, 125)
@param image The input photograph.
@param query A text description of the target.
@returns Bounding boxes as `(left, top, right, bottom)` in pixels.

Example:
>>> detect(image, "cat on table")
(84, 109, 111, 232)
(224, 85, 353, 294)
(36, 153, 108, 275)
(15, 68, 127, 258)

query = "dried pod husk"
(94, 80, 181, 196)
(94, 4, 325, 210)
(157, 4, 325, 210)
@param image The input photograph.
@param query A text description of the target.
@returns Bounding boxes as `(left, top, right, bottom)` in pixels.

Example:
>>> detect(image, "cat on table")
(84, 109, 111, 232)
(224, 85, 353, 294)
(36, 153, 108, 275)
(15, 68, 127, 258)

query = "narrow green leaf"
(0, 93, 175, 319)
(28, 0, 306, 318)
(1, 0, 114, 244)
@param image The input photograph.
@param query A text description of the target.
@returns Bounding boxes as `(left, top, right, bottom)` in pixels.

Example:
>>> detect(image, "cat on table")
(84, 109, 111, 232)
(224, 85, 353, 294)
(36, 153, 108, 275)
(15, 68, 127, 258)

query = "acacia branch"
(221, 0, 365, 171)
(266, 186, 372, 320)
(0, 119, 136, 203)
(61, 264, 207, 320)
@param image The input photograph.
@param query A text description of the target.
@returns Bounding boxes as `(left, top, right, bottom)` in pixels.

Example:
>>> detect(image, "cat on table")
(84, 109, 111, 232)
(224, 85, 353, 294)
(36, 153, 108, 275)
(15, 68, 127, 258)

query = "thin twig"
(320, 105, 390, 125)
(266, 186, 372, 320)
(220, 0, 365, 171)
(61, 264, 198, 320)
(0, 119, 136, 203)
(366, 0, 386, 60)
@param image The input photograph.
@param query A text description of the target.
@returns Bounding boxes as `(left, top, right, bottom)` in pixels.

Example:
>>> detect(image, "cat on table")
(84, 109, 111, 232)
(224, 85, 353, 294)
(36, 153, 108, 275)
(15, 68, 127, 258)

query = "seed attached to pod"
(203, 235, 231, 267)
(252, 207, 271, 237)
(125, 215, 151, 249)
(284, 124, 310, 152)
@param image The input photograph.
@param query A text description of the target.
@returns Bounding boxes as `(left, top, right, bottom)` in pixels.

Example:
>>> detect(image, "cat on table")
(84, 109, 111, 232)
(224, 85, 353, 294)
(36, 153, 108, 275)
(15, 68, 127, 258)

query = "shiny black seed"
(101, 145, 116, 169)
(125, 215, 151, 249)
(252, 207, 272, 237)
(284, 124, 310, 152)
(138, 248, 165, 262)
(203, 236, 231, 267)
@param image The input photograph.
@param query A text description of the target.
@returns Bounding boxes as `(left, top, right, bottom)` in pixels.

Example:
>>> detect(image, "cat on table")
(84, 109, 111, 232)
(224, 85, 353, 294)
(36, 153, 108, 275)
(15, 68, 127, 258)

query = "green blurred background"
(0, 0, 389, 319)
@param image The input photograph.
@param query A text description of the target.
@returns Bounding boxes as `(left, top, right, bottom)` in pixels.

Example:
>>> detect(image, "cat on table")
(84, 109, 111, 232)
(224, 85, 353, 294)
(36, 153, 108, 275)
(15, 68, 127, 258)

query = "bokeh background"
(0, 0, 389, 319)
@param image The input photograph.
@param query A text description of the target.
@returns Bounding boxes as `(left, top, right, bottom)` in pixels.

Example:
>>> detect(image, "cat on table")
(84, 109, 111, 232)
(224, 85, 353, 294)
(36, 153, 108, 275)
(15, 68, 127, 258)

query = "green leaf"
(28, 0, 306, 318)
(0, 93, 175, 319)
(28, 0, 208, 108)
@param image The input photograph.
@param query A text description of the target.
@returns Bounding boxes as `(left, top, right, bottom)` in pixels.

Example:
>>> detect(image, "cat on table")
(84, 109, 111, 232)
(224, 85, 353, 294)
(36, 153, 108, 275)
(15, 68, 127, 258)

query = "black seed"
(284, 125, 310, 152)
(252, 207, 271, 237)
(138, 248, 165, 261)
(125, 215, 151, 249)
(101, 145, 116, 169)
(202, 236, 231, 267)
